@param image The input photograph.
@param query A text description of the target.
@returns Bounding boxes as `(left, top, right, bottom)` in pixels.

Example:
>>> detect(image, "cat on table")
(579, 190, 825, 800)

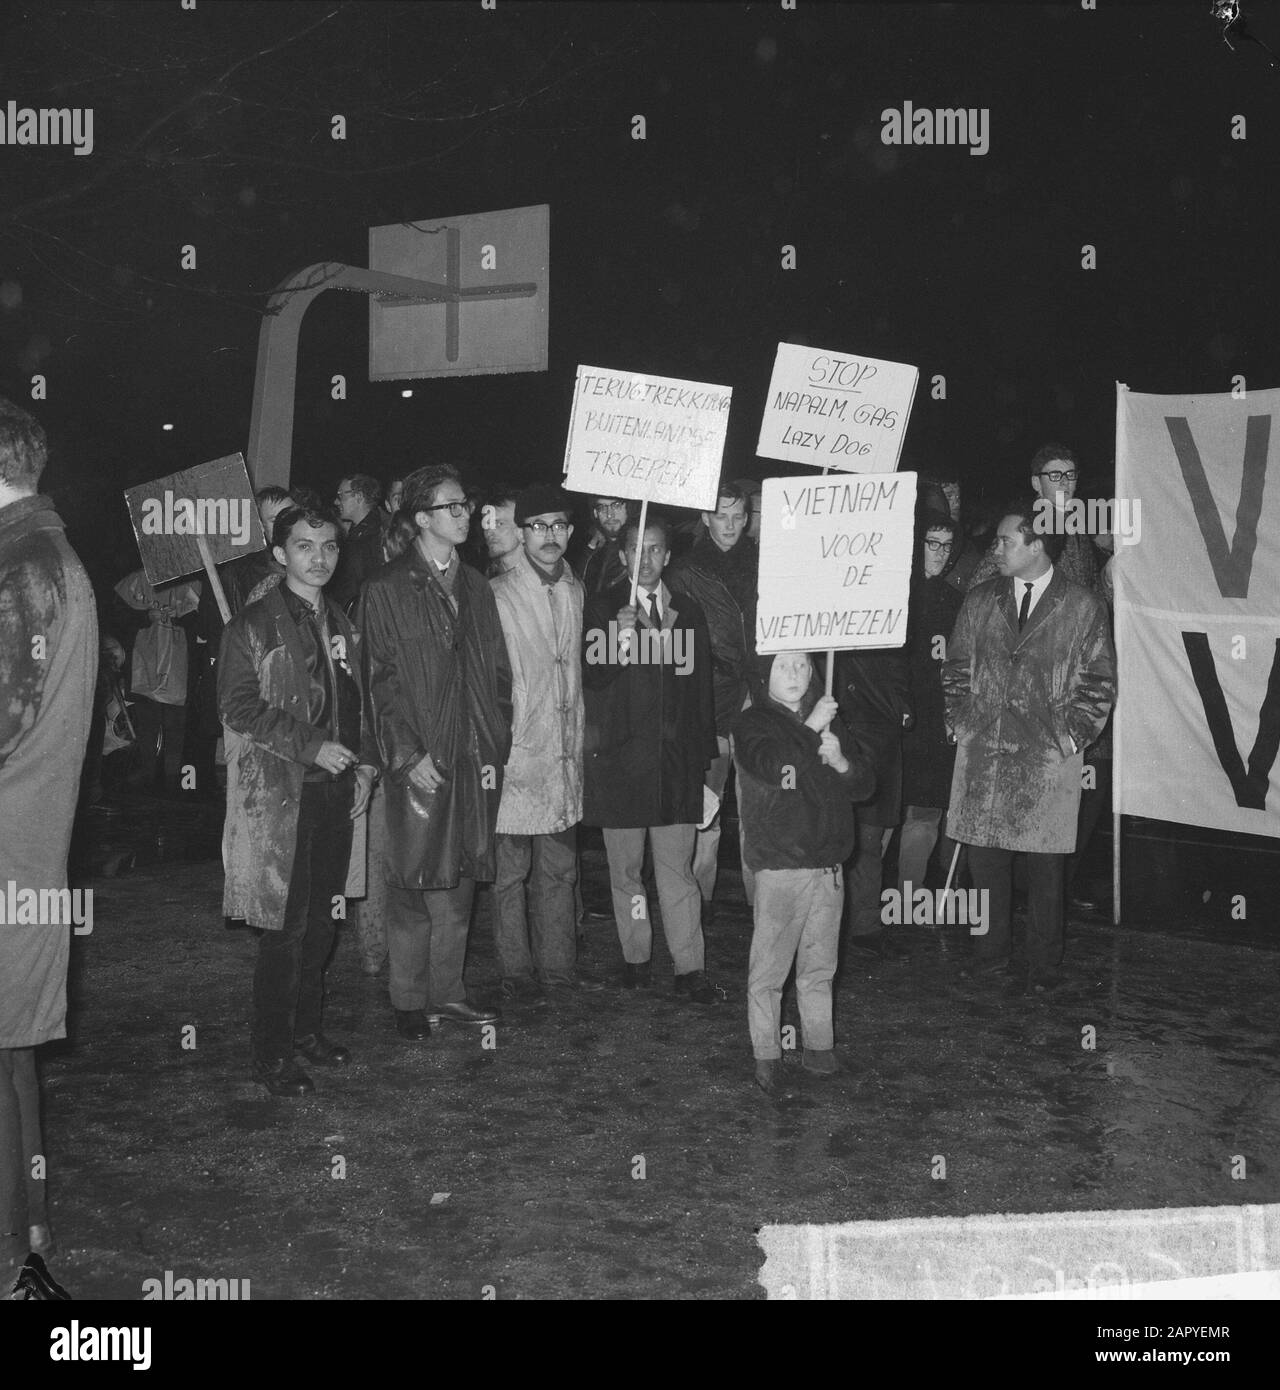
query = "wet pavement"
(37, 795, 1280, 1299)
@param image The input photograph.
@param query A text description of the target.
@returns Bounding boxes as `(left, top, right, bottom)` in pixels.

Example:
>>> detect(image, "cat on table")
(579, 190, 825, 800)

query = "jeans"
(387, 878, 476, 1011)
(251, 779, 352, 1061)
(0, 1048, 47, 1238)
(748, 867, 842, 1059)
(603, 824, 704, 975)
(493, 828, 578, 982)
(966, 846, 1066, 972)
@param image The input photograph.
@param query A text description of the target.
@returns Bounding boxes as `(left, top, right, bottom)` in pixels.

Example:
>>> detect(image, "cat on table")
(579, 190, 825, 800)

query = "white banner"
(562, 365, 730, 511)
(755, 473, 916, 654)
(755, 342, 918, 473)
(1114, 384, 1280, 836)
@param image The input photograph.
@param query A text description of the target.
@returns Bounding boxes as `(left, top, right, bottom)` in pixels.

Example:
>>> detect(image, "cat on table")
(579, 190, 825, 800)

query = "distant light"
(401, 389, 413, 399)
(162, 423, 174, 431)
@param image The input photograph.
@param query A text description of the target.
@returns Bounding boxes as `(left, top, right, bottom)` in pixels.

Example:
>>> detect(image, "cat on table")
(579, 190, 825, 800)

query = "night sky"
(2, 0, 1277, 588)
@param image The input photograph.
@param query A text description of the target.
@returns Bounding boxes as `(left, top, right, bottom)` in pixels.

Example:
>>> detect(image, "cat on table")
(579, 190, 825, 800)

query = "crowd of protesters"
(2, 384, 1118, 1288)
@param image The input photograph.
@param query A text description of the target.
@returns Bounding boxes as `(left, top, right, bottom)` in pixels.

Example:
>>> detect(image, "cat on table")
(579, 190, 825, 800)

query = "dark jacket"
(902, 573, 963, 808)
(357, 545, 512, 889)
(666, 535, 758, 737)
(331, 508, 386, 612)
(834, 647, 913, 825)
(577, 536, 629, 598)
(218, 583, 368, 931)
(732, 676, 872, 873)
(581, 578, 717, 828)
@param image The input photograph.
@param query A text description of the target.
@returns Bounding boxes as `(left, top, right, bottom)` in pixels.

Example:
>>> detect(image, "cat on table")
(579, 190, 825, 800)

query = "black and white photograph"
(1, 0, 1278, 1338)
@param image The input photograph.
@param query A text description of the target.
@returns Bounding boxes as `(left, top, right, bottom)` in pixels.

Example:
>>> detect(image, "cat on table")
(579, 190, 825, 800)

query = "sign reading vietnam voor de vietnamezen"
(755, 473, 917, 654)
(562, 365, 731, 511)
(756, 343, 918, 473)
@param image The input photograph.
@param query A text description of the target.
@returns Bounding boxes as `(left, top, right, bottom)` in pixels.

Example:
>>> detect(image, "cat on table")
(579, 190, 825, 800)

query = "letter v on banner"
(1182, 635, 1280, 810)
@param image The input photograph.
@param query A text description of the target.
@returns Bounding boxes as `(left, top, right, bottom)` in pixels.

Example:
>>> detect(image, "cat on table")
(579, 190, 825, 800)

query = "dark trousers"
(967, 846, 1065, 972)
(0, 1047, 47, 1239)
(130, 696, 187, 790)
(251, 779, 352, 1061)
(493, 829, 578, 983)
(1068, 759, 1112, 897)
(387, 878, 476, 1011)
(844, 811, 888, 937)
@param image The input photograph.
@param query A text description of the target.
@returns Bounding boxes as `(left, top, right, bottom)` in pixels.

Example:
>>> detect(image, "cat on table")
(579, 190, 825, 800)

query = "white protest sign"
(756, 343, 918, 473)
(562, 365, 731, 511)
(755, 473, 917, 654)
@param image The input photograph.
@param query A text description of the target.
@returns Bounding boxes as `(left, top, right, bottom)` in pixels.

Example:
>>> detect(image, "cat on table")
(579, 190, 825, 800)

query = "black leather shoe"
(544, 972, 606, 995)
(426, 1000, 500, 1026)
(394, 1009, 432, 1041)
(9, 1251, 70, 1301)
(294, 1033, 351, 1066)
(673, 969, 726, 1004)
(500, 976, 544, 1003)
(621, 961, 652, 990)
(252, 1056, 315, 1097)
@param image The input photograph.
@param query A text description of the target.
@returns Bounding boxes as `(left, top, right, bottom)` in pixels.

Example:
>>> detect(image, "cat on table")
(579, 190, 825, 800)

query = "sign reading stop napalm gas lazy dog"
(562, 365, 731, 512)
(755, 473, 917, 654)
(756, 343, 918, 474)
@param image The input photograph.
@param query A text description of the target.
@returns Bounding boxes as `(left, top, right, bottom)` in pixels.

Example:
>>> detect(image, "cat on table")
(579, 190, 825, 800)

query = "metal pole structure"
(246, 261, 537, 489)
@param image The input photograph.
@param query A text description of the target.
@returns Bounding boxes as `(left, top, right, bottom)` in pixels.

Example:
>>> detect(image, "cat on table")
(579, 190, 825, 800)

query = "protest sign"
(562, 365, 731, 512)
(756, 342, 918, 473)
(755, 472, 917, 655)
(124, 452, 265, 619)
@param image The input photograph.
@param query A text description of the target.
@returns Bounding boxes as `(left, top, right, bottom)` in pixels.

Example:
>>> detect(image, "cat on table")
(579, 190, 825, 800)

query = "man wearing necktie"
(942, 499, 1115, 992)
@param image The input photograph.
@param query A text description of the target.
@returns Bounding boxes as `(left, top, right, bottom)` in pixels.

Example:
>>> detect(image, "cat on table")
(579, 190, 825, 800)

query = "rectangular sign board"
(562, 365, 731, 512)
(755, 472, 916, 654)
(756, 342, 918, 473)
(124, 452, 265, 587)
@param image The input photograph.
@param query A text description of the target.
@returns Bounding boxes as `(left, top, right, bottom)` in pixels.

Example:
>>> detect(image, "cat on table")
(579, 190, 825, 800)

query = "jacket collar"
(998, 565, 1067, 644)
(0, 493, 63, 545)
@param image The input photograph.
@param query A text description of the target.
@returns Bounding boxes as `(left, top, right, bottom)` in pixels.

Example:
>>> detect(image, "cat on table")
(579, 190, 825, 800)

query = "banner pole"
(820, 462, 835, 700)
(627, 495, 649, 608)
(196, 534, 232, 624)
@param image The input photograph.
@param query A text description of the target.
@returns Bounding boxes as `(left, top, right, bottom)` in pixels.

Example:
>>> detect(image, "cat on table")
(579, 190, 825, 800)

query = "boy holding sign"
(732, 652, 873, 1094)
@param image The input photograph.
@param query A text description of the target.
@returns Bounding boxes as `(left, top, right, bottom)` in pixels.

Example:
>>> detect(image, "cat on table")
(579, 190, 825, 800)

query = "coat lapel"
(1018, 568, 1067, 644)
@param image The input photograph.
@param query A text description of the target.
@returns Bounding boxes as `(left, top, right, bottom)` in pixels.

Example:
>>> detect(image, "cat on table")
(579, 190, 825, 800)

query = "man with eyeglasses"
(574, 496, 632, 596)
(356, 464, 512, 1041)
(488, 485, 601, 1003)
(330, 474, 385, 613)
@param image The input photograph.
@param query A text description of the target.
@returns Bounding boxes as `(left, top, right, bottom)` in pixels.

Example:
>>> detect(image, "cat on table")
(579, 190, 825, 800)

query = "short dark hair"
(624, 514, 674, 551)
(920, 509, 956, 540)
(255, 485, 291, 507)
(289, 485, 323, 511)
(1029, 443, 1078, 477)
(403, 463, 464, 520)
(1001, 497, 1066, 565)
(344, 473, 383, 508)
(271, 504, 343, 551)
(0, 397, 47, 490)
(483, 481, 521, 513)
(707, 482, 750, 512)
(382, 508, 418, 562)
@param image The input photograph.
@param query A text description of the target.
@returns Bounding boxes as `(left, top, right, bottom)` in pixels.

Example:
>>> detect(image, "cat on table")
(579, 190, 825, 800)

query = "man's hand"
(615, 604, 638, 633)
(314, 740, 359, 775)
(818, 729, 849, 773)
(351, 765, 376, 819)
(408, 751, 445, 794)
(804, 694, 840, 734)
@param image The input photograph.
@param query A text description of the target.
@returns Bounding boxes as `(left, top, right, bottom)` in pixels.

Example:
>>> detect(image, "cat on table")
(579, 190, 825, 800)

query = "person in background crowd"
(896, 510, 963, 896)
(224, 486, 292, 614)
(219, 504, 374, 1096)
(574, 495, 632, 597)
(0, 397, 97, 1293)
(733, 478, 762, 542)
(944, 499, 1115, 992)
(835, 644, 912, 960)
(1068, 552, 1116, 914)
(114, 568, 201, 795)
(358, 464, 511, 1040)
(490, 485, 600, 1001)
(330, 473, 385, 612)
(667, 481, 758, 919)
(733, 652, 873, 1093)
(383, 477, 405, 519)
(581, 515, 723, 1004)
(480, 483, 523, 579)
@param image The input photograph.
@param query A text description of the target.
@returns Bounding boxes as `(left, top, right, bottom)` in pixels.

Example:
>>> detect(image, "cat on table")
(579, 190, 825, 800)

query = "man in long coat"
(943, 500, 1115, 989)
(581, 515, 721, 1003)
(219, 505, 374, 1094)
(490, 484, 598, 1000)
(0, 398, 96, 1278)
(358, 464, 512, 1039)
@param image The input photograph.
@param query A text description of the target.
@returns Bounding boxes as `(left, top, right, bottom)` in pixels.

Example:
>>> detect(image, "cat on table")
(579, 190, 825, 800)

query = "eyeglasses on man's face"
(594, 500, 626, 514)
(1039, 470, 1077, 484)
(422, 497, 475, 518)
(923, 538, 954, 552)
(522, 521, 570, 537)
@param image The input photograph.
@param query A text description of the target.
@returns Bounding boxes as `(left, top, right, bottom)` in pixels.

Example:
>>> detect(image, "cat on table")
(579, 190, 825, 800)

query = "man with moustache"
(943, 500, 1114, 992)
(490, 485, 600, 1001)
(358, 465, 512, 1040)
(219, 504, 375, 1095)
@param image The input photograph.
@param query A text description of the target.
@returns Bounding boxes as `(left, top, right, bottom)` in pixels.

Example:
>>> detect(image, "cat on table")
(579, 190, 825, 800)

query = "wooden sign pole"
(196, 535, 232, 625)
